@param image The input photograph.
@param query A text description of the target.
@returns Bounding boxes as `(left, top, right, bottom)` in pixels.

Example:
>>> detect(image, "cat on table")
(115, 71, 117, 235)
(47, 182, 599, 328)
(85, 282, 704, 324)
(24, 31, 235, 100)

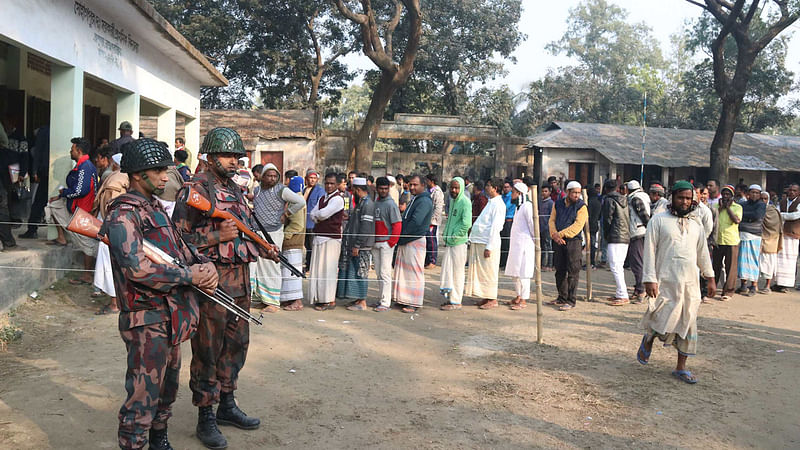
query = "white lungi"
(465, 243, 501, 300)
(250, 229, 283, 306)
(775, 236, 799, 286)
(759, 252, 777, 280)
(440, 243, 468, 304)
(280, 248, 304, 301)
(309, 236, 342, 304)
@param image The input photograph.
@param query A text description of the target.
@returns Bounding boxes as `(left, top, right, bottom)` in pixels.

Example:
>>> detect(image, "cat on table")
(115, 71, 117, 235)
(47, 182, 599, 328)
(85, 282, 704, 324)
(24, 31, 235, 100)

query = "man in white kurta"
(465, 177, 507, 309)
(775, 183, 800, 291)
(504, 182, 536, 310)
(637, 181, 715, 384)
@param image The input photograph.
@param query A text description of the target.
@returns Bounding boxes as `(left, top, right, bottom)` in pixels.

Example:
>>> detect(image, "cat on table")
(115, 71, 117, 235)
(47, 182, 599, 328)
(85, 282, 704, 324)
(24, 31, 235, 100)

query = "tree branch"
(333, 0, 367, 24)
(382, 0, 403, 56)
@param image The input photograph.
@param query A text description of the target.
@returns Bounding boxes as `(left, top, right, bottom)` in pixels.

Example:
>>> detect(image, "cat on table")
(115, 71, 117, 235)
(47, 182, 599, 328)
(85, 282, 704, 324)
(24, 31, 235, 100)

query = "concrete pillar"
(184, 115, 200, 170)
(48, 65, 84, 239)
(156, 107, 176, 153)
(115, 91, 140, 138)
(761, 171, 767, 190)
(661, 167, 670, 186)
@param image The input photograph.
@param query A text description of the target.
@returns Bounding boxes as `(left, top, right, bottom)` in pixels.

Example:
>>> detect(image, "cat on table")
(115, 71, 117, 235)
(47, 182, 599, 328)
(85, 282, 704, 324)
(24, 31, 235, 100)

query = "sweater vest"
(314, 191, 344, 239)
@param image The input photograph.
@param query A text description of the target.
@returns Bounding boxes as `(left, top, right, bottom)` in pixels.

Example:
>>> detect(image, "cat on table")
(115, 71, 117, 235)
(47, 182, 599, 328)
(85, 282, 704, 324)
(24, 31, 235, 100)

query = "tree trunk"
(350, 72, 398, 172)
(708, 98, 742, 186)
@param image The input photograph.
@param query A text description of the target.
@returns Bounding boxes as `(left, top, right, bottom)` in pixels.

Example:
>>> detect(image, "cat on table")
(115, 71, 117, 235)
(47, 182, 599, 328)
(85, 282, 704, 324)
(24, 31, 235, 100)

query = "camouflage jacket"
(173, 171, 263, 297)
(101, 190, 203, 345)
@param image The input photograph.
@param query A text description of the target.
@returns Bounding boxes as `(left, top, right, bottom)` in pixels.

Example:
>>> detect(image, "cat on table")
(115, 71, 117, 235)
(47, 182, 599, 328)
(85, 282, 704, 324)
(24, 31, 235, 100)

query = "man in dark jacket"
(338, 177, 376, 311)
(394, 175, 433, 313)
(736, 184, 767, 296)
(20, 125, 50, 238)
(602, 180, 631, 305)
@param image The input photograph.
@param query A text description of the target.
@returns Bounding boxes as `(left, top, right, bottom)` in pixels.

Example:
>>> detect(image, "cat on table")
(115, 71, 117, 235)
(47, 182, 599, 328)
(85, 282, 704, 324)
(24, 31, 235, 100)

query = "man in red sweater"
(372, 177, 402, 312)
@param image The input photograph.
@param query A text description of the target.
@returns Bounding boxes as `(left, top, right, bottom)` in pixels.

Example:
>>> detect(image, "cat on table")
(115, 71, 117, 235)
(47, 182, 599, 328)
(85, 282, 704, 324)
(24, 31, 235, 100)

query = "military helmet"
(120, 138, 173, 173)
(200, 127, 246, 156)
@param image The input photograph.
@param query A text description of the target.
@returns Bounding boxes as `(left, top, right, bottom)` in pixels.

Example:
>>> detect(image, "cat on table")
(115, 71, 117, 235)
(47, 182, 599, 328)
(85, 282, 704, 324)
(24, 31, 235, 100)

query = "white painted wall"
(2, 0, 202, 120)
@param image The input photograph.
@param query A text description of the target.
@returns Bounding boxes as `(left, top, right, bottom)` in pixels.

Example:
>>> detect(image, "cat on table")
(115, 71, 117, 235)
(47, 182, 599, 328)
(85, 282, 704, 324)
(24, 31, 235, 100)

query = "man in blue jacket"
(393, 175, 433, 313)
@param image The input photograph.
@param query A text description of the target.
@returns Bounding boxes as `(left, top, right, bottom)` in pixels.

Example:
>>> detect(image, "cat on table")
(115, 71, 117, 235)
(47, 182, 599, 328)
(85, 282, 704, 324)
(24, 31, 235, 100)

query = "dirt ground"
(1, 264, 799, 449)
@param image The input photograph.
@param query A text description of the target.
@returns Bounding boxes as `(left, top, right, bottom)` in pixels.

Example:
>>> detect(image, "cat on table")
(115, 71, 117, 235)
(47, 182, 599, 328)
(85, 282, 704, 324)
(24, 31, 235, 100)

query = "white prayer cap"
(238, 156, 250, 167)
(353, 177, 367, 186)
(513, 182, 528, 194)
(386, 175, 397, 185)
(626, 180, 641, 191)
(111, 153, 122, 166)
(748, 184, 762, 192)
(199, 153, 208, 161)
(566, 181, 582, 191)
(263, 163, 278, 173)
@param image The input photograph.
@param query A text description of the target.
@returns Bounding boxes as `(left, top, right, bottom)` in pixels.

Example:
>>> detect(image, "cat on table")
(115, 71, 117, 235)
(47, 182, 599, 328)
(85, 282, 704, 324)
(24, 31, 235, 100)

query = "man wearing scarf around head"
(636, 181, 715, 385)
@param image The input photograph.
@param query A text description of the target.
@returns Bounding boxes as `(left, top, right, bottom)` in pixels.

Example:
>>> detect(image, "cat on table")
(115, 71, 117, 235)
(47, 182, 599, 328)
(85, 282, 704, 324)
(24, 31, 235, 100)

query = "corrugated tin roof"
(527, 122, 800, 171)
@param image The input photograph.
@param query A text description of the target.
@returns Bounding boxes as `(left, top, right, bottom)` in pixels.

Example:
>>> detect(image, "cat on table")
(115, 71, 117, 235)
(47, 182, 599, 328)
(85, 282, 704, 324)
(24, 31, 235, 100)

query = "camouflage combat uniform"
(101, 190, 203, 449)
(173, 171, 263, 407)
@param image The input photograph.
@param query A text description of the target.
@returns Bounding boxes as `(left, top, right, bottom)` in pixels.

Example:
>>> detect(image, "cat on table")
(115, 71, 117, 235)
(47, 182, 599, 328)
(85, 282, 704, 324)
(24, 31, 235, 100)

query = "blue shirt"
(502, 191, 515, 219)
(305, 184, 325, 229)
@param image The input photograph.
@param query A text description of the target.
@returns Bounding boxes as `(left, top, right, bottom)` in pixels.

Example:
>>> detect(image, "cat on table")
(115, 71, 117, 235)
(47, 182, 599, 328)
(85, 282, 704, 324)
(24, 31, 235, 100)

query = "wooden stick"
(582, 188, 593, 302)
(531, 185, 544, 344)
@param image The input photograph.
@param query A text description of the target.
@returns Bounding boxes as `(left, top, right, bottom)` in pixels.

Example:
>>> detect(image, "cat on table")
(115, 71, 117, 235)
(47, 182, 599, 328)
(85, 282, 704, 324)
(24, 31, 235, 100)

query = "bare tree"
(333, 0, 422, 172)
(685, 0, 800, 184)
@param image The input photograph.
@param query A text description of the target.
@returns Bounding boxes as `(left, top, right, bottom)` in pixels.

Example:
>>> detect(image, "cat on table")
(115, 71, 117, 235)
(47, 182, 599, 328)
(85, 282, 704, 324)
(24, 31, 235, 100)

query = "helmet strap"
(141, 172, 165, 196)
(210, 154, 237, 179)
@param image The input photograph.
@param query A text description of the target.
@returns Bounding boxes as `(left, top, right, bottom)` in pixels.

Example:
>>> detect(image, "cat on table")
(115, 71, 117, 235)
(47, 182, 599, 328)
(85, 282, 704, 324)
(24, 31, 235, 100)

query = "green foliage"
(0, 324, 22, 345)
(151, 0, 357, 109)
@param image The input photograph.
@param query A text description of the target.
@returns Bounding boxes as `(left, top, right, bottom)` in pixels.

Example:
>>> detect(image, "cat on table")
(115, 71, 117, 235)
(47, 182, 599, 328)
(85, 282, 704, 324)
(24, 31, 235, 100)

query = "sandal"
(282, 301, 304, 311)
(401, 306, 417, 313)
(373, 305, 391, 312)
(545, 299, 565, 306)
(314, 302, 335, 311)
(346, 303, 366, 311)
(263, 305, 280, 313)
(510, 300, 527, 310)
(671, 369, 698, 384)
(718, 295, 731, 302)
(94, 304, 118, 315)
(478, 300, 498, 310)
(440, 303, 462, 311)
(558, 304, 574, 311)
(90, 290, 106, 298)
(609, 298, 630, 306)
(637, 335, 651, 365)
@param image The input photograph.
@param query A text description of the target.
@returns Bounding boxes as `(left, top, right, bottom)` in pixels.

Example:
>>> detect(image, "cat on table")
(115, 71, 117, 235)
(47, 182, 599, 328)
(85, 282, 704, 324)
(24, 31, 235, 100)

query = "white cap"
(386, 175, 397, 185)
(627, 180, 641, 191)
(239, 156, 250, 167)
(199, 153, 207, 162)
(263, 163, 278, 173)
(749, 184, 762, 192)
(513, 182, 528, 194)
(566, 181, 582, 191)
(353, 177, 367, 186)
(111, 153, 122, 166)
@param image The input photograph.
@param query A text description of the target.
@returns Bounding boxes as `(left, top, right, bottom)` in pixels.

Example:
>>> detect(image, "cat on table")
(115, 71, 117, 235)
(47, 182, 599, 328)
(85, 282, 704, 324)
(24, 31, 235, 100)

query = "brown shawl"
(761, 204, 784, 254)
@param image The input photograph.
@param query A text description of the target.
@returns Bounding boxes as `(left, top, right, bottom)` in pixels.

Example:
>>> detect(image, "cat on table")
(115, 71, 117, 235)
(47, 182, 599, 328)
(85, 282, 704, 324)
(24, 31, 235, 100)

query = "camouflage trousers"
(118, 321, 180, 450)
(190, 293, 250, 406)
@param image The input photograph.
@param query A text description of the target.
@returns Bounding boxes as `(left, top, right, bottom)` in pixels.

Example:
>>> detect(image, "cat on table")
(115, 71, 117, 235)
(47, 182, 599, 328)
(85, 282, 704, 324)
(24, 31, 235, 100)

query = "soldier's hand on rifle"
(268, 245, 281, 263)
(190, 262, 219, 294)
(218, 219, 239, 242)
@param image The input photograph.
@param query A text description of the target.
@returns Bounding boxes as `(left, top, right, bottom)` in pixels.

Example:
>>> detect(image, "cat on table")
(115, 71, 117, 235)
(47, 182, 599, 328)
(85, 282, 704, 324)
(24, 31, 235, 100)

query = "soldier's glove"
(190, 262, 219, 295)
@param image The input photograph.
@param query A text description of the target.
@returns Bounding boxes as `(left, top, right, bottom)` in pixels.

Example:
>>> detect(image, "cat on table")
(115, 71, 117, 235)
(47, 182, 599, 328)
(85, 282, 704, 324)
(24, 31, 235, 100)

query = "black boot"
(216, 392, 261, 430)
(148, 427, 173, 450)
(196, 406, 228, 449)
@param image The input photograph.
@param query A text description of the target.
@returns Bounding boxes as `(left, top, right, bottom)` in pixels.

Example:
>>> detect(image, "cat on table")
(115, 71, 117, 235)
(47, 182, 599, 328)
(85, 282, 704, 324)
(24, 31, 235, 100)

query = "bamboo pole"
(581, 189, 593, 302)
(531, 185, 544, 344)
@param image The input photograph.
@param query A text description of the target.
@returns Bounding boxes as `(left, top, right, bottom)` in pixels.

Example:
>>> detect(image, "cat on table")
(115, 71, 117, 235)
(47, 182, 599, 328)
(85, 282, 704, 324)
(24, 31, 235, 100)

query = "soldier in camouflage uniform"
(101, 139, 219, 450)
(173, 127, 278, 449)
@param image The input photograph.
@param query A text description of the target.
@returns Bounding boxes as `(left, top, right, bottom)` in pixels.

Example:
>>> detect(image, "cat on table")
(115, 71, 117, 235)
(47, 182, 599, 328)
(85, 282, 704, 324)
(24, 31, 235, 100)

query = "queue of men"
(12, 117, 800, 447)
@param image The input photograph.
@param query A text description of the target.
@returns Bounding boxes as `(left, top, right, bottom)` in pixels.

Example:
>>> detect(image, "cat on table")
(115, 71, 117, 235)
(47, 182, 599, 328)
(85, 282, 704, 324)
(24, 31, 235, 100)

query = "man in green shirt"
(712, 185, 742, 300)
